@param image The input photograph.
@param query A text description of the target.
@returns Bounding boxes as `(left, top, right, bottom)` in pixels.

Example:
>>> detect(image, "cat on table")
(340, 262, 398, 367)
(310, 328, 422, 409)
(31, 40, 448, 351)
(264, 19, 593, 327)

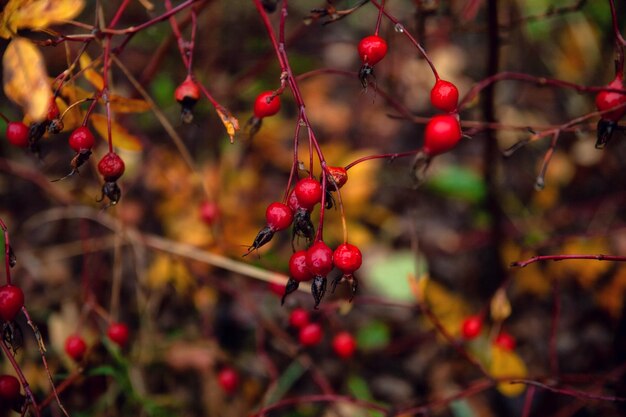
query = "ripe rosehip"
(294, 178, 323, 210)
(326, 166, 348, 190)
(68, 126, 95, 152)
(494, 331, 516, 351)
(0, 374, 20, 403)
(253, 91, 281, 119)
(98, 152, 125, 182)
(47, 98, 60, 121)
(306, 241, 333, 277)
(217, 367, 239, 394)
(332, 331, 357, 359)
(199, 200, 220, 225)
(107, 322, 129, 347)
(358, 35, 388, 66)
(423, 114, 462, 156)
(288, 189, 303, 212)
(268, 281, 286, 297)
(265, 202, 293, 231)
(6, 121, 29, 148)
(289, 250, 315, 282)
(64, 335, 87, 361)
(0, 285, 24, 322)
(430, 79, 459, 113)
(175, 76, 201, 104)
(461, 315, 482, 339)
(289, 307, 310, 328)
(596, 76, 626, 122)
(333, 243, 362, 275)
(299, 322, 323, 346)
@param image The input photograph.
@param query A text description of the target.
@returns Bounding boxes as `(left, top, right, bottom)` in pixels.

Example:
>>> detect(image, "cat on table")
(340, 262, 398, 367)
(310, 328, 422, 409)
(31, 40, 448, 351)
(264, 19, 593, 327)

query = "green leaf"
(87, 365, 119, 377)
(266, 360, 306, 404)
(356, 320, 390, 351)
(450, 399, 477, 417)
(425, 165, 486, 203)
(347, 375, 385, 417)
(366, 250, 424, 302)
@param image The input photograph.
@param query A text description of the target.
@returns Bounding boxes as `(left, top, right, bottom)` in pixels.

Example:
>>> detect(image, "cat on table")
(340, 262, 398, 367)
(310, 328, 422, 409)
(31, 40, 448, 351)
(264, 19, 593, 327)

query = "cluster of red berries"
(175, 76, 201, 124)
(246, 90, 282, 138)
(64, 322, 130, 362)
(460, 315, 517, 351)
(288, 308, 357, 358)
(595, 75, 626, 148)
(4, 97, 63, 153)
(247, 172, 362, 308)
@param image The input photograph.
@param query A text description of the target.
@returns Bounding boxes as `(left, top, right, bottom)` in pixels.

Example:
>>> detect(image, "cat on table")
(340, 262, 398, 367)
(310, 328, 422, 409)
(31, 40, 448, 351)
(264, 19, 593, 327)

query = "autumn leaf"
(79, 53, 104, 91)
(3, 37, 51, 121)
(90, 113, 143, 151)
(216, 106, 240, 143)
(0, 0, 85, 39)
(147, 253, 195, 293)
(490, 288, 512, 322)
(489, 345, 528, 397)
(109, 95, 151, 113)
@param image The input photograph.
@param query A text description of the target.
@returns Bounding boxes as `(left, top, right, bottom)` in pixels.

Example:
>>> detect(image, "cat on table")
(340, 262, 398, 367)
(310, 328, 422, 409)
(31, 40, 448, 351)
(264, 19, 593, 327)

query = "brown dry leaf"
(109, 94, 151, 113)
(90, 113, 143, 151)
(0, 0, 85, 38)
(216, 106, 240, 143)
(79, 52, 104, 91)
(489, 345, 528, 397)
(3, 37, 51, 121)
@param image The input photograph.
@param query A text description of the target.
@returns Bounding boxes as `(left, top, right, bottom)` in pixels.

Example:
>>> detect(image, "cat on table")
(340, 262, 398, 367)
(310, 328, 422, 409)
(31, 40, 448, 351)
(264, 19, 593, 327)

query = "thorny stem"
(608, 0, 625, 78)
(511, 254, 626, 268)
(1, 218, 12, 285)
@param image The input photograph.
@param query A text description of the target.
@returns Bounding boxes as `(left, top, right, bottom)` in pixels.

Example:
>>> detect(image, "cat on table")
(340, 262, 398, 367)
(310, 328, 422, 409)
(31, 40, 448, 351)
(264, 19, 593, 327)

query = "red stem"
(374, 0, 385, 36)
(0, 341, 41, 417)
(511, 254, 626, 268)
(1, 218, 12, 285)
(608, 0, 625, 78)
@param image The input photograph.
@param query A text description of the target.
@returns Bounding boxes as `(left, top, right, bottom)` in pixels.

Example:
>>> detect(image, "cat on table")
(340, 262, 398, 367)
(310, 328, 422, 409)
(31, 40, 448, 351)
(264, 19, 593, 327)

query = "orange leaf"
(3, 37, 51, 121)
(216, 106, 239, 143)
(89, 113, 143, 151)
(109, 94, 151, 113)
(79, 53, 104, 91)
(0, 0, 85, 39)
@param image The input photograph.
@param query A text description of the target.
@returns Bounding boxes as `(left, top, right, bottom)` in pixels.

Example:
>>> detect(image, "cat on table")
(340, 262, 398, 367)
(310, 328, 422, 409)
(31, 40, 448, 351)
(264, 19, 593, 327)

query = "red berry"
(268, 281, 286, 297)
(430, 79, 459, 113)
(64, 335, 87, 361)
(326, 166, 348, 190)
(98, 152, 125, 182)
(289, 308, 310, 328)
(494, 332, 516, 351)
(306, 241, 333, 276)
(174, 76, 201, 103)
(461, 315, 482, 339)
(287, 189, 303, 212)
(0, 285, 24, 322)
(423, 114, 462, 156)
(289, 250, 314, 282)
(358, 35, 388, 66)
(332, 243, 362, 275)
(68, 126, 95, 152)
(596, 76, 626, 122)
(0, 374, 20, 402)
(6, 121, 29, 147)
(299, 322, 323, 346)
(265, 202, 293, 231)
(253, 91, 281, 119)
(332, 331, 356, 359)
(294, 178, 323, 210)
(217, 367, 239, 394)
(199, 200, 220, 225)
(107, 322, 129, 347)
(47, 97, 60, 121)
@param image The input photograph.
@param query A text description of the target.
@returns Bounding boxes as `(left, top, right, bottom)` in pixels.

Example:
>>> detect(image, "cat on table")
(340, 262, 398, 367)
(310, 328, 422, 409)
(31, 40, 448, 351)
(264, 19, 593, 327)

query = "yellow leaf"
(547, 237, 612, 289)
(3, 37, 51, 121)
(79, 53, 104, 91)
(109, 95, 151, 113)
(489, 345, 528, 397)
(216, 106, 239, 143)
(147, 253, 194, 293)
(0, 0, 85, 39)
(90, 113, 143, 151)
(490, 288, 512, 322)
(422, 278, 469, 337)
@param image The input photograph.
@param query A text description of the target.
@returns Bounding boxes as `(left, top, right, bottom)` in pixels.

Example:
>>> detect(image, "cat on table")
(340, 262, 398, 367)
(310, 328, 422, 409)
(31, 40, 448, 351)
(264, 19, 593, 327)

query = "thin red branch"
(511, 254, 626, 268)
